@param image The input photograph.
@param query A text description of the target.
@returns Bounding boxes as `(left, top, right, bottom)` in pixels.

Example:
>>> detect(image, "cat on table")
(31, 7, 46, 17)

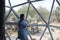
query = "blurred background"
(5, 0, 60, 40)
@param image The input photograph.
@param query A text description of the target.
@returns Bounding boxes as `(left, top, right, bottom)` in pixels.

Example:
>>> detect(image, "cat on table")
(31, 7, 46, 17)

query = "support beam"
(0, 0, 6, 40)
(12, 0, 44, 8)
(5, 22, 60, 28)
(56, 0, 60, 6)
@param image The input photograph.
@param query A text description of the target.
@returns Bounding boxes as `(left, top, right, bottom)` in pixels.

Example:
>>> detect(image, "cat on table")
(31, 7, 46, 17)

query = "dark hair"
(20, 14, 24, 20)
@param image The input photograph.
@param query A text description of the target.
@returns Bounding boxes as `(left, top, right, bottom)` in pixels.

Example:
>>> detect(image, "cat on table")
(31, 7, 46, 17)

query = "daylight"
(5, 0, 60, 40)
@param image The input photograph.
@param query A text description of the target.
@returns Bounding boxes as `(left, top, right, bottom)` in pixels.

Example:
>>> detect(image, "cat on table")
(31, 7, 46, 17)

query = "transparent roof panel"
(27, 26, 46, 40)
(32, 0, 53, 12)
(13, 4, 29, 19)
(40, 28, 52, 40)
(5, 0, 10, 6)
(50, 27, 60, 40)
(9, 0, 27, 6)
(5, 11, 18, 22)
(5, 25, 17, 40)
(5, 7, 10, 15)
(5, 0, 60, 40)
(26, 5, 46, 24)
(58, 0, 60, 3)
(50, 1, 60, 26)
(31, 0, 53, 23)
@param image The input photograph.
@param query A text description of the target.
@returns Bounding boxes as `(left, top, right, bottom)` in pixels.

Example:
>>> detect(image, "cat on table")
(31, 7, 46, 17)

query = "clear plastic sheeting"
(5, 0, 60, 40)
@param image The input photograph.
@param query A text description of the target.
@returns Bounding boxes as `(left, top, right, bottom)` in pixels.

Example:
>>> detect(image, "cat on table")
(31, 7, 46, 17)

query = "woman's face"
(20, 14, 24, 20)
(23, 16, 24, 19)
(22, 15, 24, 20)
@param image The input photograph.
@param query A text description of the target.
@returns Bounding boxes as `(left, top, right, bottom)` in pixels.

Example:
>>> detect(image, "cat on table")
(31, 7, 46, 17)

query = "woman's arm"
(27, 23, 30, 27)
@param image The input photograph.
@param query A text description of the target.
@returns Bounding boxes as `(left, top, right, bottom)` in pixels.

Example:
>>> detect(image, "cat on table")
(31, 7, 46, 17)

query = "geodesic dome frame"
(5, 0, 60, 40)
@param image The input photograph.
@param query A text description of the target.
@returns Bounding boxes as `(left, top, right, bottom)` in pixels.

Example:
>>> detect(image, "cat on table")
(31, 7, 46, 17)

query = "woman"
(17, 14, 29, 40)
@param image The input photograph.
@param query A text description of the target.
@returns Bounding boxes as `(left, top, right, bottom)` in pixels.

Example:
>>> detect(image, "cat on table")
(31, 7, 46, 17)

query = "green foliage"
(18, 5, 28, 14)
(37, 7, 49, 22)
(28, 5, 37, 18)
(56, 37, 60, 40)
(6, 5, 60, 23)
(53, 6, 60, 22)
(18, 5, 37, 18)
(18, 5, 50, 19)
